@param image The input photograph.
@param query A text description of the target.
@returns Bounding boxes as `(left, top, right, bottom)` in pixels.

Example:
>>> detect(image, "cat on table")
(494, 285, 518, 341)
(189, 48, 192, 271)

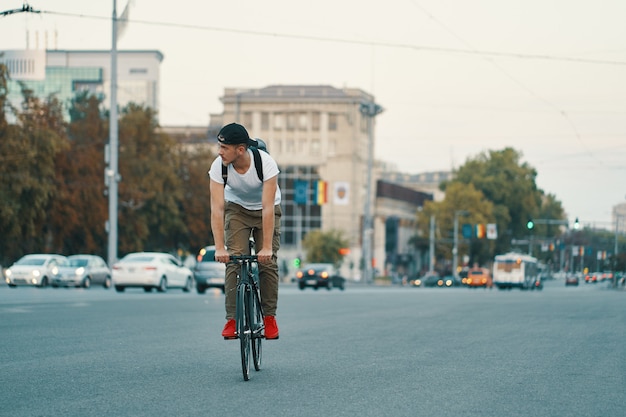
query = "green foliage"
(117, 103, 186, 255)
(0, 70, 216, 264)
(416, 147, 571, 269)
(302, 229, 349, 267)
(176, 144, 215, 253)
(0, 81, 69, 259)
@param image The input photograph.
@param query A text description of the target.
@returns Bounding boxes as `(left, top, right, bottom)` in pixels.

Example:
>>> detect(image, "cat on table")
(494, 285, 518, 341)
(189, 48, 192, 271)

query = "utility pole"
(452, 210, 469, 277)
(106, 0, 120, 268)
(359, 101, 383, 284)
(429, 215, 435, 272)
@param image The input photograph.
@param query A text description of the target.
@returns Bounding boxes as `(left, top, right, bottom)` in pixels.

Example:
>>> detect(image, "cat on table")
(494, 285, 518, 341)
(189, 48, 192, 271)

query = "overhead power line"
(0, 2, 40, 16)
(42, 10, 626, 66)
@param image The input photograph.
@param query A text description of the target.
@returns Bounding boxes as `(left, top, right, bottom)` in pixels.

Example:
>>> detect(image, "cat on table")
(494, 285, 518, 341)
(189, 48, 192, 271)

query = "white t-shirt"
(208, 149, 281, 210)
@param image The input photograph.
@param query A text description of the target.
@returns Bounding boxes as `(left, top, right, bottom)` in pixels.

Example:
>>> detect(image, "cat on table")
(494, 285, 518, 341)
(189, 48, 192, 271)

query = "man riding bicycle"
(208, 122, 282, 340)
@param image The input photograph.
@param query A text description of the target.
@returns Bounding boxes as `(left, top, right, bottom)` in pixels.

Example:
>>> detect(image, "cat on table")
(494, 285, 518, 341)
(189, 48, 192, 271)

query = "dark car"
(296, 263, 345, 290)
(421, 274, 440, 287)
(193, 246, 225, 294)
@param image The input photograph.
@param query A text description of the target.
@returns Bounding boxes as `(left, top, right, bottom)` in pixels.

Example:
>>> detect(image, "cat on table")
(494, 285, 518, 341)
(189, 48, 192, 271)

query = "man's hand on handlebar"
(257, 248, 273, 264)
(214, 248, 230, 263)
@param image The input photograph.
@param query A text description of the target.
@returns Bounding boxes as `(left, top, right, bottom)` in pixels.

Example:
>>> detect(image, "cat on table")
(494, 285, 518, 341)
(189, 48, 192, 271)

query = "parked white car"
(112, 252, 193, 293)
(4, 254, 68, 288)
(51, 255, 112, 289)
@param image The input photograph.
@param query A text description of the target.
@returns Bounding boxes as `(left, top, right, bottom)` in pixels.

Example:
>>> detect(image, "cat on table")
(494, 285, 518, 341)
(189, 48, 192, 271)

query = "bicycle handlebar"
(229, 254, 259, 263)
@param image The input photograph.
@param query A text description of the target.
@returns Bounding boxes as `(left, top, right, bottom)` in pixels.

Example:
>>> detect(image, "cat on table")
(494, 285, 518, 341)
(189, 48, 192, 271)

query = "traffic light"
(574, 217, 580, 229)
(293, 257, 301, 268)
(526, 219, 534, 230)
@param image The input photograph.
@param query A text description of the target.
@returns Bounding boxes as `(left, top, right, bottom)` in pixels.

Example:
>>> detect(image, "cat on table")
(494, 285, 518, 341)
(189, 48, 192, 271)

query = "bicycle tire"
(236, 277, 251, 381)
(251, 285, 263, 371)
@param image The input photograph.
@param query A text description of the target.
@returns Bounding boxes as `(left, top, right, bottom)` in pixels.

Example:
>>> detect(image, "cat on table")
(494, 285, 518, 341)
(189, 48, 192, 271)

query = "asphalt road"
(1, 280, 624, 417)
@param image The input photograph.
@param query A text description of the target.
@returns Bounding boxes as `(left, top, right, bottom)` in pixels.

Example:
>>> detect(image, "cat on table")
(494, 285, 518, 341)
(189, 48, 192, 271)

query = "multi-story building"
(209, 85, 432, 280)
(1, 49, 162, 119)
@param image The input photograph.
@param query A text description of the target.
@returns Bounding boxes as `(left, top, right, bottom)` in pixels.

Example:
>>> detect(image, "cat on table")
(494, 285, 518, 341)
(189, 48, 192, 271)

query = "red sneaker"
(221, 319, 236, 339)
(264, 316, 279, 339)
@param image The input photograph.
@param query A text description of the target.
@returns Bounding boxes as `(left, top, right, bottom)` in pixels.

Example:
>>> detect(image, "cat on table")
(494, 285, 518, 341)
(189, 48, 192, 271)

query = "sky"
(2, 0, 625, 229)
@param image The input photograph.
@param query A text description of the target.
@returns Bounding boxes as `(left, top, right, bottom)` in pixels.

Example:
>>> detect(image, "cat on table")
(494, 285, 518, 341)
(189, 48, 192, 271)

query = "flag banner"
(486, 223, 497, 239)
(294, 180, 308, 205)
(313, 180, 327, 205)
(333, 182, 349, 205)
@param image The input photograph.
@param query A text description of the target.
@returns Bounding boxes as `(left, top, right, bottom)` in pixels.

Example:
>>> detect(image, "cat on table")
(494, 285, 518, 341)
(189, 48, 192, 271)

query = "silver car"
(51, 255, 112, 289)
(193, 246, 226, 294)
(5, 254, 68, 288)
(112, 252, 194, 293)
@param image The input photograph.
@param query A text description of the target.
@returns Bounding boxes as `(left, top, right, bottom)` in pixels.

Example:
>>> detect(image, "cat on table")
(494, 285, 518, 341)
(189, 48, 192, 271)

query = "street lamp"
(452, 210, 470, 277)
(359, 101, 383, 284)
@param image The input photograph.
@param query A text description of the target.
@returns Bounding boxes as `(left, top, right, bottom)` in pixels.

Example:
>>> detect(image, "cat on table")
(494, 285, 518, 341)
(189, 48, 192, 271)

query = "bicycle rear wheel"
(251, 286, 263, 371)
(236, 282, 251, 381)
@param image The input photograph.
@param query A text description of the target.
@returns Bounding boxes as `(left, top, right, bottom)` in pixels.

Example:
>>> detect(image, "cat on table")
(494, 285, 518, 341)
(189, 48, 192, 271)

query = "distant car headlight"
(445, 279, 452, 286)
(32, 270, 41, 277)
(5, 269, 12, 277)
(51, 267, 59, 275)
(75, 267, 85, 276)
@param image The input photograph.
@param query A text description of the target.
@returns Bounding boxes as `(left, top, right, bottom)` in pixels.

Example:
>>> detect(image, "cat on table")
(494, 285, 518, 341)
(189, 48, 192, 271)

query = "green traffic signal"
(293, 258, 301, 268)
(526, 219, 534, 230)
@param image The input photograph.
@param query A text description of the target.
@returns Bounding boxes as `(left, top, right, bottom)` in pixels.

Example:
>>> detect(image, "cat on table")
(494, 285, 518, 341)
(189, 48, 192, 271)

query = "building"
(1, 49, 163, 120)
(210, 85, 432, 280)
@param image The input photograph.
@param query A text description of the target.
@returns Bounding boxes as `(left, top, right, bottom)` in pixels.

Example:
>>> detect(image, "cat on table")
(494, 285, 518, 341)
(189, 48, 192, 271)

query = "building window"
(311, 139, 320, 156)
(312, 112, 320, 131)
(243, 112, 253, 129)
(286, 113, 296, 130)
(286, 139, 295, 154)
(328, 113, 338, 131)
(278, 165, 323, 246)
(298, 112, 307, 130)
(274, 139, 282, 154)
(261, 112, 269, 130)
(274, 113, 283, 130)
(329, 139, 336, 156)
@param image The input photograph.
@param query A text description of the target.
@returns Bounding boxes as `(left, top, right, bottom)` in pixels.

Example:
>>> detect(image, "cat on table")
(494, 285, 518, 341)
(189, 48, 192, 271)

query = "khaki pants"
(224, 202, 281, 320)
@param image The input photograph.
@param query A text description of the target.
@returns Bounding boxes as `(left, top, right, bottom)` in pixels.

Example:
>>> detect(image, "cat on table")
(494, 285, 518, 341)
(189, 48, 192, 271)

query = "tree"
(302, 229, 349, 267)
(415, 182, 495, 271)
(442, 147, 548, 255)
(176, 143, 216, 254)
(117, 103, 186, 254)
(48, 92, 108, 256)
(4, 84, 68, 256)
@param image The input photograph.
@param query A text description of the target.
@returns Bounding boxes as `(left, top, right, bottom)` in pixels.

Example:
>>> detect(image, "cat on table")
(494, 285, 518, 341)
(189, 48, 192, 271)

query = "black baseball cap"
(217, 123, 250, 145)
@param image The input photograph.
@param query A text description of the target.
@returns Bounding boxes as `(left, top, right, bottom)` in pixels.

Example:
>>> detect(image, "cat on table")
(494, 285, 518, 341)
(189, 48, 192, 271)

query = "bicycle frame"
(229, 231, 264, 381)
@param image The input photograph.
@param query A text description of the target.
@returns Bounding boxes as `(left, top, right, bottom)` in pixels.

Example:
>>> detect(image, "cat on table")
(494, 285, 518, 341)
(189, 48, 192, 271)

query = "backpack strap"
(251, 147, 264, 182)
(221, 148, 264, 187)
(221, 164, 228, 187)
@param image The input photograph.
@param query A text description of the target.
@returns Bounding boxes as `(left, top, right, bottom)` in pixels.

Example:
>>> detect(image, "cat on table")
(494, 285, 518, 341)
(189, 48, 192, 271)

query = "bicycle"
(229, 230, 264, 381)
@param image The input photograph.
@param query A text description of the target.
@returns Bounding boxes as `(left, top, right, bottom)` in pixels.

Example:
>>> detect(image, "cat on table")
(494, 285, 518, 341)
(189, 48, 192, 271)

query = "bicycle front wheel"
(236, 283, 251, 381)
(251, 285, 263, 371)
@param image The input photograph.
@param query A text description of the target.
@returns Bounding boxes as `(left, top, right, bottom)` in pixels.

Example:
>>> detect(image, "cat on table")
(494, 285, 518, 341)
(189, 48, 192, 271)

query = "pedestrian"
(208, 122, 282, 340)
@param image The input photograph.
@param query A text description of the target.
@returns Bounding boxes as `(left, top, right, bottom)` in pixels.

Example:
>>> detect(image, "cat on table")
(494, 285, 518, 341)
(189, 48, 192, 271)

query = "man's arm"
(258, 175, 277, 263)
(210, 178, 229, 263)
